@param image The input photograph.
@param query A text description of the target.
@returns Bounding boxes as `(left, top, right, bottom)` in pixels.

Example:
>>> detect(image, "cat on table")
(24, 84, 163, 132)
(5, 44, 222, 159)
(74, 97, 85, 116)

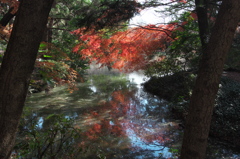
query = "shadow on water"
(21, 66, 240, 159)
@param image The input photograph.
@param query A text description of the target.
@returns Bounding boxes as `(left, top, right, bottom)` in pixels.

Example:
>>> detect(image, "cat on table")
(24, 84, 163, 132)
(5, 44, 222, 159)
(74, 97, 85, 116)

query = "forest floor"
(223, 70, 240, 82)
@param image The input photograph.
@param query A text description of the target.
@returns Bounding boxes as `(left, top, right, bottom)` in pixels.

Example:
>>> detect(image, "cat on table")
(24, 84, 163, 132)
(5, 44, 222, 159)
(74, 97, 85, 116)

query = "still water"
(22, 67, 240, 159)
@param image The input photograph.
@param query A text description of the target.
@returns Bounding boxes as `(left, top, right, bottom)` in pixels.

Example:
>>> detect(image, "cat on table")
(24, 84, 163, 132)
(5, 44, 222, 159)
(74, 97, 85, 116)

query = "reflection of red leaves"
(111, 125, 123, 136)
(91, 111, 98, 116)
(85, 129, 96, 140)
(112, 91, 125, 103)
(85, 123, 102, 140)
(101, 119, 111, 129)
(109, 90, 133, 119)
(81, 89, 173, 148)
(83, 92, 132, 139)
(143, 133, 169, 144)
(93, 123, 101, 133)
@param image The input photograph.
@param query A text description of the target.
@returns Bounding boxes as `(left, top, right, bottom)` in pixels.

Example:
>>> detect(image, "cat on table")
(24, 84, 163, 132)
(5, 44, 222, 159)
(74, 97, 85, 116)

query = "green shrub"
(15, 114, 83, 159)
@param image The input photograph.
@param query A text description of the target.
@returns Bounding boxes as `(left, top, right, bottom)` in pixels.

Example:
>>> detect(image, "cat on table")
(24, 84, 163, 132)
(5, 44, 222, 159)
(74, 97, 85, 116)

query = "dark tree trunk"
(195, 0, 210, 49)
(0, 7, 16, 27)
(0, 0, 53, 158)
(180, 0, 240, 159)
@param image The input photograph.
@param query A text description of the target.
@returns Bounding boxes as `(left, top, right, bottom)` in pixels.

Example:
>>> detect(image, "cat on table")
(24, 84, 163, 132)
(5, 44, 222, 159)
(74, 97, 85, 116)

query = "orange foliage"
(0, 24, 13, 40)
(34, 42, 80, 92)
(65, 68, 79, 93)
(72, 24, 177, 72)
(35, 61, 79, 92)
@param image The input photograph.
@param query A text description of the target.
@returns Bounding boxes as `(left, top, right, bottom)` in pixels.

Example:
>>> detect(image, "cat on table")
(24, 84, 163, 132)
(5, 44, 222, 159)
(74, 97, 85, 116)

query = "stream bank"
(143, 71, 240, 153)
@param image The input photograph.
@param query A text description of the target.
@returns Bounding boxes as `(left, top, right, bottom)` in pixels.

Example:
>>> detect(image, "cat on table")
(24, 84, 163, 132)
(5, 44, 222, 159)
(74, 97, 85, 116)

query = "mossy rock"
(143, 71, 196, 102)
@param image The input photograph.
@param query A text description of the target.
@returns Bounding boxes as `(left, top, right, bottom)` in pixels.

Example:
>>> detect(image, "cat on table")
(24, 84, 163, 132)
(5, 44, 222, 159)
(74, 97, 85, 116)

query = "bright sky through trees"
(130, 0, 190, 27)
(129, 0, 171, 26)
(129, 7, 168, 26)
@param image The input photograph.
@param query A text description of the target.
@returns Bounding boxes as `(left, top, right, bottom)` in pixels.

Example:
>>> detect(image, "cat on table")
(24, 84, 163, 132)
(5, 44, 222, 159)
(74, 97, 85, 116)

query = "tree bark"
(180, 0, 240, 159)
(195, 0, 210, 49)
(0, 0, 53, 158)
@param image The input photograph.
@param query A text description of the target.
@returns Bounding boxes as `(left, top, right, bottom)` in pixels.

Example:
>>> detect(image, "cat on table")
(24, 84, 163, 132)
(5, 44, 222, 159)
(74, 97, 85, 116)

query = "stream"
(21, 66, 240, 159)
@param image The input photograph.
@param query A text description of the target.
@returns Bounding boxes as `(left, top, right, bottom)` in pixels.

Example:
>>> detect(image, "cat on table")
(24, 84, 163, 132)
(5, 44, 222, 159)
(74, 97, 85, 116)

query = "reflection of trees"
(90, 74, 133, 95)
(82, 90, 135, 138)
(80, 88, 181, 158)
(21, 74, 182, 158)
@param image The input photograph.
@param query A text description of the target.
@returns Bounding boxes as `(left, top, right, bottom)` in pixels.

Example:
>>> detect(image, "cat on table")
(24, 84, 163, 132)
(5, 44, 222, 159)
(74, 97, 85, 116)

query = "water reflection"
(23, 71, 181, 158)
(22, 68, 240, 158)
(74, 86, 181, 158)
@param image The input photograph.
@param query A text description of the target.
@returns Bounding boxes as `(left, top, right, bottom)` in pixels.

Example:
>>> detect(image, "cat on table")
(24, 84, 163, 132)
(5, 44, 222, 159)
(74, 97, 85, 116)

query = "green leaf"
(43, 55, 52, 58)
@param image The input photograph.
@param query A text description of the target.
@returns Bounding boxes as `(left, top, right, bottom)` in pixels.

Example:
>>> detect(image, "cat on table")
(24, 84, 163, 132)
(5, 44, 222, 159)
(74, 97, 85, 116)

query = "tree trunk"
(180, 0, 240, 159)
(195, 0, 210, 49)
(0, 7, 16, 27)
(0, 0, 53, 158)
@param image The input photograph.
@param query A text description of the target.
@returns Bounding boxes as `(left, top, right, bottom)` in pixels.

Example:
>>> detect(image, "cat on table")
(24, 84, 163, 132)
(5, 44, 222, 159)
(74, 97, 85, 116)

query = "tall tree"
(0, 0, 53, 158)
(180, 0, 240, 158)
(194, 0, 209, 49)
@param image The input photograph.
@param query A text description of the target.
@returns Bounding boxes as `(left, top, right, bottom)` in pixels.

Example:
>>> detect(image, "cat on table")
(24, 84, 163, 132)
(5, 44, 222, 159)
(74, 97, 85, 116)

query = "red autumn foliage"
(33, 42, 80, 92)
(190, 12, 198, 20)
(72, 24, 177, 72)
(171, 0, 187, 3)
